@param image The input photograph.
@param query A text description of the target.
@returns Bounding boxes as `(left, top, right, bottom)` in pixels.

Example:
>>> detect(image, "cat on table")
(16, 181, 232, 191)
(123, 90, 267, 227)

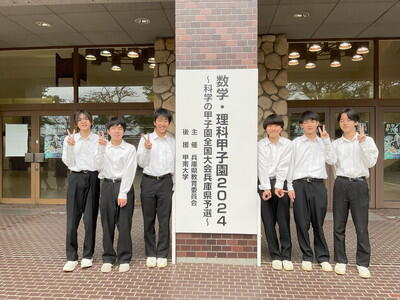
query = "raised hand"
(98, 131, 107, 146)
(262, 189, 272, 201)
(142, 133, 152, 150)
(275, 188, 288, 198)
(357, 124, 366, 143)
(318, 124, 329, 139)
(67, 129, 76, 146)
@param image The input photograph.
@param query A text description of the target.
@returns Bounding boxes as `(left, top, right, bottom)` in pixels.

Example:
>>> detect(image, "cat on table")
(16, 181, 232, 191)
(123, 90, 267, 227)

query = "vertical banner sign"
(176, 69, 258, 234)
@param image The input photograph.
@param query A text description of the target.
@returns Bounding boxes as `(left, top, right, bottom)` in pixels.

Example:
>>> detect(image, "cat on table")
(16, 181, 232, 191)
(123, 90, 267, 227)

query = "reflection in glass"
(78, 47, 154, 103)
(2, 116, 31, 198)
(0, 49, 74, 104)
(383, 113, 400, 202)
(379, 41, 400, 99)
(40, 116, 70, 199)
(288, 41, 373, 100)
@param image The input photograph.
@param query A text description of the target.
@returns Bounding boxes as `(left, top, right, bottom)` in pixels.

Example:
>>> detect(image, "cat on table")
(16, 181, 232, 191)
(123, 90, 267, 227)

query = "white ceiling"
(0, 0, 399, 49)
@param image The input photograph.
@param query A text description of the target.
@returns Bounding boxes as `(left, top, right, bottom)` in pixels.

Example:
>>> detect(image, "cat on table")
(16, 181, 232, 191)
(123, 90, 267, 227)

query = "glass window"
(78, 47, 154, 103)
(383, 112, 400, 202)
(379, 40, 400, 99)
(287, 41, 373, 100)
(0, 49, 74, 104)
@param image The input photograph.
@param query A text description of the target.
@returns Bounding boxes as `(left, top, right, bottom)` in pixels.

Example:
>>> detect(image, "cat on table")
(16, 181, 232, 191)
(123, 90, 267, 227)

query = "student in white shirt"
(332, 108, 378, 279)
(62, 110, 100, 272)
(137, 108, 175, 268)
(258, 114, 293, 271)
(96, 117, 137, 273)
(287, 110, 337, 272)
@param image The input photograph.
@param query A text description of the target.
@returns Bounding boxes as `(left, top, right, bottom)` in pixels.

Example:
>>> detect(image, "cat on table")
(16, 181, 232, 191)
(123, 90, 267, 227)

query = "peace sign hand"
(318, 124, 329, 139)
(98, 131, 107, 146)
(357, 124, 366, 143)
(67, 129, 76, 146)
(142, 133, 152, 150)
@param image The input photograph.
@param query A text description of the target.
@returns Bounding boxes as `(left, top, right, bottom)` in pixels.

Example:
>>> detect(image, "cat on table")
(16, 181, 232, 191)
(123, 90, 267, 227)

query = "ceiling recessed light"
(134, 17, 151, 25)
(357, 43, 369, 54)
(293, 12, 310, 18)
(288, 59, 299, 66)
(127, 49, 139, 58)
(149, 63, 156, 69)
(352, 54, 364, 62)
(148, 57, 156, 64)
(35, 21, 52, 28)
(100, 49, 112, 57)
(289, 50, 300, 59)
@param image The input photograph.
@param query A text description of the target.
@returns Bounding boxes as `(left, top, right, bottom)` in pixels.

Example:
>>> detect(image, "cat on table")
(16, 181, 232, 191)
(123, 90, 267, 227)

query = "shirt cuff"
(118, 192, 127, 200)
(287, 182, 293, 191)
(258, 182, 271, 190)
(274, 180, 284, 190)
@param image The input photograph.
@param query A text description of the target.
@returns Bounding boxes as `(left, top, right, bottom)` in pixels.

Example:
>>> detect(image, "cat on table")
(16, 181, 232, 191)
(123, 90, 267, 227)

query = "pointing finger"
(72, 129, 76, 135)
(67, 129, 71, 136)
(318, 127, 322, 135)
(323, 124, 326, 132)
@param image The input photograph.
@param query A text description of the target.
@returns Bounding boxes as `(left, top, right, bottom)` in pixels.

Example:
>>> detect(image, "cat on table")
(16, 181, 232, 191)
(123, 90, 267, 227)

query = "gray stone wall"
(152, 38, 176, 134)
(153, 35, 288, 138)
(258, 34, 288, 139)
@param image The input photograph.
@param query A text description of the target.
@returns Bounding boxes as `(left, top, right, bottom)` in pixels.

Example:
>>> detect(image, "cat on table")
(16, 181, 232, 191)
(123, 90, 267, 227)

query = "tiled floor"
(0, 204, 399, 300)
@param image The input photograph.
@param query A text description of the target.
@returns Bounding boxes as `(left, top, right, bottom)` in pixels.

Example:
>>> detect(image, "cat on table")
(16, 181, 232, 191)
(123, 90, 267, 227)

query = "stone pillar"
(174, 0, 258, 263)
(153, 38, 176, 134)
(258, 34, 288, 139)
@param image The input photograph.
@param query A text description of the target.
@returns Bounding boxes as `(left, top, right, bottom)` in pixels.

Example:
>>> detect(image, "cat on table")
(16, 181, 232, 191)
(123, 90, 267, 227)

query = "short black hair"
(337, 108, 360, 123)
(74, 110, 93, 127)
(263, 114, 284, 130)
(299, 110, 319, 124)
(106, 116, 126, 131)
(153, 108, 172, 123)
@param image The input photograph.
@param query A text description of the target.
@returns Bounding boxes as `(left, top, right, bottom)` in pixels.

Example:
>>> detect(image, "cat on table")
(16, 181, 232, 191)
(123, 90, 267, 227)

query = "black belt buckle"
(82, 170, 89, 174)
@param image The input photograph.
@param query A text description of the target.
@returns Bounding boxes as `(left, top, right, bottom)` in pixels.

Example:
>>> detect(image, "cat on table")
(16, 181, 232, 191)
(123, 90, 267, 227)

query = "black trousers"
(259, 180, 292, 261)
(66, 171, 100, 261)
(333, 177, 371, 267)
(141, 174, 173, 258)
(100, 180, 135, 264)
(293, 179, 330, 263)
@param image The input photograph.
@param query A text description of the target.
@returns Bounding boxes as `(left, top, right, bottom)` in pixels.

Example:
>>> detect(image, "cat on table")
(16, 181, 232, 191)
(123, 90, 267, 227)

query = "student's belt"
(337, 176, 366, 182)
(103, 178, 122, 183)
(144, 173, 171, 180)
(294, 177, 324, 183)
(71, 170, 97, 174)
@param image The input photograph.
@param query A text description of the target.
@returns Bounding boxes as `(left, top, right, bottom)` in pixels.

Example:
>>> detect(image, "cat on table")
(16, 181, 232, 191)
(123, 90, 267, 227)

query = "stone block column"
(175, 0, 258, 263)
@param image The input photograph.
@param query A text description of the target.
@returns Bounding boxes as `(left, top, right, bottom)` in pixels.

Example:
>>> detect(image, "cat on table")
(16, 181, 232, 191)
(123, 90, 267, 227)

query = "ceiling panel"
(60, 11, 122, 32)
(105, 2, 162, 11)
(8, 14, 77, 33)
(0, 5, 53, 15)
(258, 5, 278, 34)
(163, 8, 175, 30)
(375, 1, 400, 23)
(269, 24, 319, 39)
(360, 23, 400, 37)
(111, 10, 173, 41)
(82, 31, 134, 44)
(1, 33, 45, 47)
(46, 4, 107, 13)
(0, 16, 33, 35)
(271, 3, 336, 26)
(39, 32, 90, 46)
(313, 23, 369, 38)
(323, 2, 395, 24)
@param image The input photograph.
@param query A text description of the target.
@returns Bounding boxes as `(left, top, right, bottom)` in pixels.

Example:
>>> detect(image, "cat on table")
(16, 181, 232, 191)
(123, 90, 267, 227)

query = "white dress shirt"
(258, 136, 292, 190)
(332, 133, 378, 178)
(287, 135, 337, 190)
(137, 131, 175, 178)
(96, 140, 137, 200)
(62, 132, 98, 172)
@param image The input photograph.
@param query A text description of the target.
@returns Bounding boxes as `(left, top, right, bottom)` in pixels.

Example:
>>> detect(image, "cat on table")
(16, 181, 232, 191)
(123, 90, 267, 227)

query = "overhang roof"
(0, 0, 399, 49)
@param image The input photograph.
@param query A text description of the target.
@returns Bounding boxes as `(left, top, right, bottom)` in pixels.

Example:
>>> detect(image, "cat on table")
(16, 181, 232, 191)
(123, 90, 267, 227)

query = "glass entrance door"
(377, 108, 400, 208)
(1, 115, 33, 203)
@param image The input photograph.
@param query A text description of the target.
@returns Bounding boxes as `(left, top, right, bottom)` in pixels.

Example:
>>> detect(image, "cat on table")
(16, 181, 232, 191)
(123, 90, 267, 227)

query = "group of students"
(258, 108, 378, 278)
(60, 106, 378, 278)
(61, 108, 175, 273)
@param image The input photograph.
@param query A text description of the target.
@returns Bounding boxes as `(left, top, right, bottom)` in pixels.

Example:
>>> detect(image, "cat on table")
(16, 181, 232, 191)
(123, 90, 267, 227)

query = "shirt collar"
(340, 133, 358, 143)
(299, 134, 319, 142)
(76, 131, 96, 141)
(108, 139, 129, 149)
(151, 130, 170, 140)
(265, 136, 284, 145)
